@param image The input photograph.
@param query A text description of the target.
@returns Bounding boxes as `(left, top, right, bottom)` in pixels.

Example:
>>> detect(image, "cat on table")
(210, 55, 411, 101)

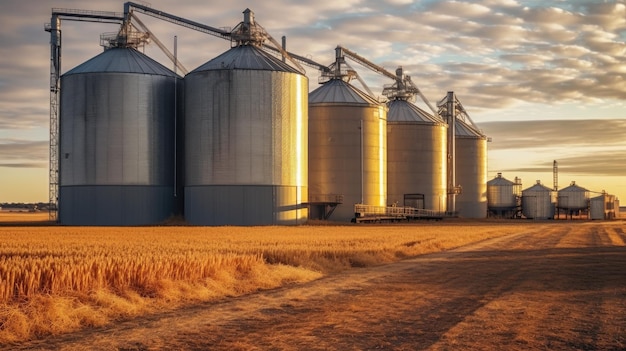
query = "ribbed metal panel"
(455, 119, 483, 138)
(590, 194, 615, 220)
(190, 45, 298, 73)
(59, 186, 175, 225)
(184, 185, 305, 225)
(309, 79, 387, 222)
(387, 100, 447, 211)
(184, 46, 308, 225)
(64, 47, 177, 76)
(487, 174, 517, 209)
(522, 182, 555, 219)
(557, 182, 589, 211)
(309, 79, 380, 105)
(59, 47, 180, 225)
(387, 99, 443, 123)
(455, 123, 488, 218)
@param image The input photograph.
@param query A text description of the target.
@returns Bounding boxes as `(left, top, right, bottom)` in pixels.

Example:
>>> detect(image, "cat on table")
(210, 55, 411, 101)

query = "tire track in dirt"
(12, 222, 626, 351)
(431, 222, 626, 350)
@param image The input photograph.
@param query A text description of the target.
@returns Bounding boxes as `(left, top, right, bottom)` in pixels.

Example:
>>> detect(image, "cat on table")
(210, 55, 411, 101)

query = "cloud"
(0, 162, 47, 168)
(0, 139, 48, 165)
(484, 118, 626, 179)
(500, 151, 626, 178)
(481, 119, 626, 150)
(6, 0, 625, 113)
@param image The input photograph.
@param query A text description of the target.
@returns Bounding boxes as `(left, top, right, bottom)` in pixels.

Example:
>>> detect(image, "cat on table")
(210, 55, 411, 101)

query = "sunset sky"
(0, 0, 625, 204)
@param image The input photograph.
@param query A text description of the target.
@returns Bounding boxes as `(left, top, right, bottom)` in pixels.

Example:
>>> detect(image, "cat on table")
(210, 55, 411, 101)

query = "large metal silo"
(309, 79, 387, 222)
(521, 180, 555, 219)
(387, 100, 447, 211)
(455, 119, 488, 218)
(59, 47, 181, 225)
(487, 173, 521, 218)
(184, 44, 308, 225)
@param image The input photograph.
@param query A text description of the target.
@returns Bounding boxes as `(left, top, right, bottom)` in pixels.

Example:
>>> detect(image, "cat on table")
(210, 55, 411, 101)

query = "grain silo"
(309, 55, 387, 222)
(590, 193, 616, 220)
(454, 119, 488, 218)
(385, 68, 447, 212)
(59, 41, 181, 225)
(521, 180, 555, 219)
(557, 181, 589, 218)
(487, 173, 521, 218)
(438, 93, 488, 218)
(184, 9, 308, 225)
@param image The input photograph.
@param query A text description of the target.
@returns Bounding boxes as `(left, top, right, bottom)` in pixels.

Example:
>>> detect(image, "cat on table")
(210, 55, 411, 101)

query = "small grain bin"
(487, 173, 521, 218)
(521, 180, 555, 219)
(557, 181, 589, 219)
(590, 193, 616, 220)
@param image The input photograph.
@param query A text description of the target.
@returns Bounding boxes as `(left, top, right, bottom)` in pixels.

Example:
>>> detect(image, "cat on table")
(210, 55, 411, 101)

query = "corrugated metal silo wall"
(589, 196, 606, 219)
(557, 188, 588, 210)
(184, 69, 308, 225)
(455, 136, 487, 218)
(487, 182, 516, 209)
(521, 190, 555, 219)
(309, 104, 387, 222)
(387, 122, 447, 211)
(59, 73, 179, 225)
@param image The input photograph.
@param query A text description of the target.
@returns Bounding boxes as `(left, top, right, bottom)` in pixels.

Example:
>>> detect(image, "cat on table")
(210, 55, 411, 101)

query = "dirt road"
(14, 222, 626, 350)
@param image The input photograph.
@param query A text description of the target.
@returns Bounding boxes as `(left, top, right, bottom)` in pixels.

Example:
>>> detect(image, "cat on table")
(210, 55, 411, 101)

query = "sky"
(0, 0, 625, 204)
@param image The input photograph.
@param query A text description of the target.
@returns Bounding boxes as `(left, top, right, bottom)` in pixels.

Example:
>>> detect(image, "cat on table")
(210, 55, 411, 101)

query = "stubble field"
(1, 212, 625, 350)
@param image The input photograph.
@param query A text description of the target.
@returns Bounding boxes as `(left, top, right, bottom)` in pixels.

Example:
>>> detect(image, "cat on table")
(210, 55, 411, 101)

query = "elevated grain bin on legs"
(521, 180, 555, 219)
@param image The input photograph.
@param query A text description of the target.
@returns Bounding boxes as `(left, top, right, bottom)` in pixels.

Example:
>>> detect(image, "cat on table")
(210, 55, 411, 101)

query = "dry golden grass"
(0, 221, 539, 344)
(0, 212, 51, 224)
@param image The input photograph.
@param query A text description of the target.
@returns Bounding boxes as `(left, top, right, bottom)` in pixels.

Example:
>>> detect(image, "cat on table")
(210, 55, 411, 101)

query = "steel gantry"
(45, 9, 125, 221)
(335, 45, 439, 115)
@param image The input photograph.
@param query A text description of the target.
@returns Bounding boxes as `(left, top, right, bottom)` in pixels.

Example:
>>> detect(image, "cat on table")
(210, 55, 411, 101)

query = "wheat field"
(0, 218, 540, 344)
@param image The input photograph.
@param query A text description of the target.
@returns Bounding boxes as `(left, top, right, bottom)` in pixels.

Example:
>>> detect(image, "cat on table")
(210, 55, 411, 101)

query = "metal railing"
(309, 194, 344, 204)
(354, 204, 452, 220)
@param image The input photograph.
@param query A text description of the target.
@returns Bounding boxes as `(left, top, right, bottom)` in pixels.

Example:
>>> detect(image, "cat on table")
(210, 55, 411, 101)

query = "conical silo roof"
(558, 181, 588, 193)
(190, 45, 299, 73)
(309, 79, 379, 105)
(522, 181, 553, 193)
(387, 100, 443, 124)
(455, 119, 485, 138)
(63, 47, 179, 77)
(488, 173, 515, 186)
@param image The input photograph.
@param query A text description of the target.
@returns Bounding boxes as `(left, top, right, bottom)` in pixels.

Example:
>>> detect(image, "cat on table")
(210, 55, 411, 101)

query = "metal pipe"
(173, 35, 178, 198)
(48, 15, 61, 222)
(446, 91, 456, 214)
(361, 119, 364, 204)
(281, 35, 286, 63)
